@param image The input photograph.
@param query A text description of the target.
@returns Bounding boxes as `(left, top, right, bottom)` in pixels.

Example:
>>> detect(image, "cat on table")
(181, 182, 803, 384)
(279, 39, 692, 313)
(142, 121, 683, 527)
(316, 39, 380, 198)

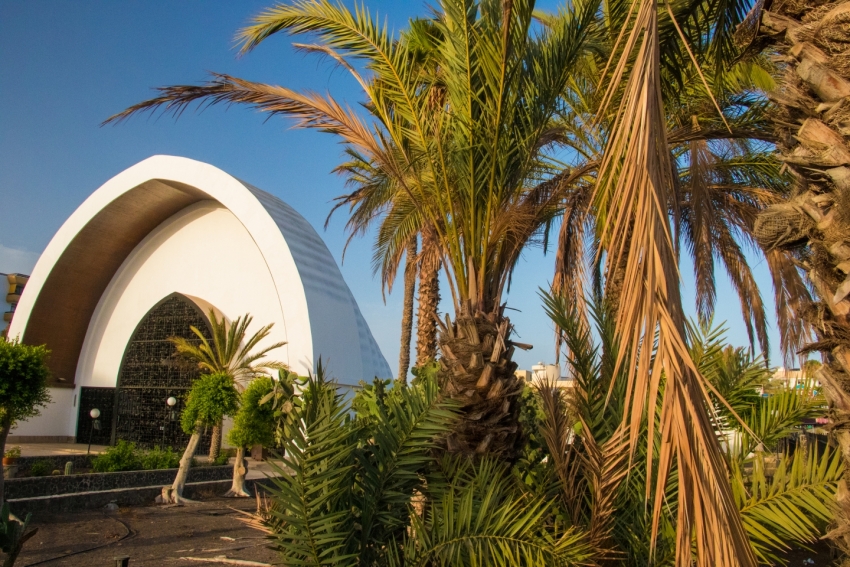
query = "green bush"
(211, 452, 230, 466)
(91, 440, 140, 472)
(28, 460, 52, 477)
(140, 446, 180, 470)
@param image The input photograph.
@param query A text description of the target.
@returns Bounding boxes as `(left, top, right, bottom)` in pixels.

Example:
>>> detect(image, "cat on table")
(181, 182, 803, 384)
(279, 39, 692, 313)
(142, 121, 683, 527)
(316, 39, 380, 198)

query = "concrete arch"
(9, 155, 391, 399)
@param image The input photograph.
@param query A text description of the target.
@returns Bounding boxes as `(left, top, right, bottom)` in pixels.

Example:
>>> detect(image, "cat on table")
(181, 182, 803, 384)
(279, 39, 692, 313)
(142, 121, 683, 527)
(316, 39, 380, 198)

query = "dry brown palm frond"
(592, 0, 757, 563)
(536, 380, 583, 523)
(764, 249, 814, 363)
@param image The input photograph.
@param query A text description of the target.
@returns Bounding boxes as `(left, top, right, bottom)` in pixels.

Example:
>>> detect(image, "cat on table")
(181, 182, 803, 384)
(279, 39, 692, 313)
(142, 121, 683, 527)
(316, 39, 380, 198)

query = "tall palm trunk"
(436, 302, 525, 458)
(754, 1, 850, 555)
(398, 239, 418, 382)
(416, 225, 440, 366)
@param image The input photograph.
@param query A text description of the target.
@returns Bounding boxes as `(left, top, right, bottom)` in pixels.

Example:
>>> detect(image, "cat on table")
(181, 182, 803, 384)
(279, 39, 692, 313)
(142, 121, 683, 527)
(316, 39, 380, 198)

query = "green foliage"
(28, 461, 52, 477)
(91, 440, 141, 473)
(734, 446, 843, 564)
(180, 372, 240, 434)
(0, 502, 35, 561)
(397, 458, 593, 567)
(139, 446, 181, 470)
(262, 368, 306, 446)
(0, 338, 52, 426)
(262, 364, 593, 566)
(513, 386, 552, 492)
(92, 442, 200, 472)
(228, 376, 276, 449)
(538, 291, 840, 564)
(3, 447, 20, 460)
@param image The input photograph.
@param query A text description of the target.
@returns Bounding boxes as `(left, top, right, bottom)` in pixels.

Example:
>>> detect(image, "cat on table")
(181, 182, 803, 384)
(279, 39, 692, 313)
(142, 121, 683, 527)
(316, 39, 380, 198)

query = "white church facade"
(7, 155, 391, 446)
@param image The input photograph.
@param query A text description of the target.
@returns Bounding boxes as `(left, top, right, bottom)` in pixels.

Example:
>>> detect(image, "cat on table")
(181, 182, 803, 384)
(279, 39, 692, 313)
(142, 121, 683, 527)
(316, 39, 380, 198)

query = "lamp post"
(162, 396, 177, 448)
(88, 408, 101, 455)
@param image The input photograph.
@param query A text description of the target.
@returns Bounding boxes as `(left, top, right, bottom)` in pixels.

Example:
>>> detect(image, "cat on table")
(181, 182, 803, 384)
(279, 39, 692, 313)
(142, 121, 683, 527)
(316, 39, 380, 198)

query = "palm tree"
(751, 0, 850, 555)
(537, 3, 812, 362)
(540, 293, 841, 565)
(169, 311, 285, 462)
(107, 0, 600, 460)
(105, 0, 764, 560)
(397, 238, 417, 382)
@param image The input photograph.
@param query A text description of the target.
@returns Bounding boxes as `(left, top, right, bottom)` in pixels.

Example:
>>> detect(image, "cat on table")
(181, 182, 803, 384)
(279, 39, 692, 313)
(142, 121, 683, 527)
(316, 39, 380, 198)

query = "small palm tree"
(169, 310, 285, 462)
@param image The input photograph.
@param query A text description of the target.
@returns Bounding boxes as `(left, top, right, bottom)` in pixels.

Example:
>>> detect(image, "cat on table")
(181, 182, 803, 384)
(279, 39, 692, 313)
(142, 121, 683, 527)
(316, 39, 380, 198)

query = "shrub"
(181, 373, 239, 434)
(3, 447, 20, 460)
(91, 440, 140, 472)
(28, 461, 51, 477)
(228, 376, 276, 449)
(140, 446, 180, 470)
(211, 452, 229, 466)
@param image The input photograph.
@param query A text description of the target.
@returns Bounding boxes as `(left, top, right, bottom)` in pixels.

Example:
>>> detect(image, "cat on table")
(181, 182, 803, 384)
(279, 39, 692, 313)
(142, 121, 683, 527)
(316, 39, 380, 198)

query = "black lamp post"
(161, 396, 177, 448)
(87, 408, 101, 455)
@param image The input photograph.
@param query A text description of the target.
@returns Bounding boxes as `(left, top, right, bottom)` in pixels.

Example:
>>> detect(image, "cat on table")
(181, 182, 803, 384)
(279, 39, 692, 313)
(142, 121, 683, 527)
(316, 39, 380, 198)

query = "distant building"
(771, 367, 811, 389)
(515, 362, 574, 389)
(1, 273, 29, 337)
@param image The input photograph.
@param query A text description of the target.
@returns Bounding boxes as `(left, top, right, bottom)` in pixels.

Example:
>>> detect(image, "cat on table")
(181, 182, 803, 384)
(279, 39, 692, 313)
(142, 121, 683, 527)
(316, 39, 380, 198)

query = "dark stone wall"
(5, 465, 231, 500)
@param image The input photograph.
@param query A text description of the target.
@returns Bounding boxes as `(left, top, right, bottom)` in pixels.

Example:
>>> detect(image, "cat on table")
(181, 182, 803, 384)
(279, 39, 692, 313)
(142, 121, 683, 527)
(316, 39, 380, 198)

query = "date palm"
(169, 311, 285, 462)
(107, 0, 600, 460)
(751, 0, 850, 556)
(539, 2, 811, 362)
(105, 0, 761, 562)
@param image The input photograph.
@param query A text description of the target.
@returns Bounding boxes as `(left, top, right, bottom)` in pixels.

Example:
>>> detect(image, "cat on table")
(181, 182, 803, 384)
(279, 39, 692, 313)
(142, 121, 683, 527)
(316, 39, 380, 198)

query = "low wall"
(7, 478, 270, 513)
(5, 465, 232, 500)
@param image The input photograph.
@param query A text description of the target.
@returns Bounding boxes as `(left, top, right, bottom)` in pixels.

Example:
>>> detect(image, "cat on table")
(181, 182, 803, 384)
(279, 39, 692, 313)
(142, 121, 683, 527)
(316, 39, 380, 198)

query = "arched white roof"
(9, 155, 391, 387)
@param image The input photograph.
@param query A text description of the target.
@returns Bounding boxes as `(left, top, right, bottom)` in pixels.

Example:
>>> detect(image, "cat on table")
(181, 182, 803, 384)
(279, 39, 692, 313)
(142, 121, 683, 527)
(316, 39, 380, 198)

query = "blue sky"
(0, 0, 786, 376)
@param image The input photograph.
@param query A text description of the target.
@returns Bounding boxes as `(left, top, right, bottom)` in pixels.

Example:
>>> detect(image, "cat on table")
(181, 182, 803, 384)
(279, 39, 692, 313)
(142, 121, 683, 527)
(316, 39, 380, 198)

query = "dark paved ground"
(13, 498, 279, 566)
(6, 497, 840, 566)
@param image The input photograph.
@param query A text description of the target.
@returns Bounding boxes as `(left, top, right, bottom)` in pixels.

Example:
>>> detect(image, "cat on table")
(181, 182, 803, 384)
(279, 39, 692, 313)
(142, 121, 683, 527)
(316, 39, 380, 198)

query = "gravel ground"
(13, 498, 279, 566)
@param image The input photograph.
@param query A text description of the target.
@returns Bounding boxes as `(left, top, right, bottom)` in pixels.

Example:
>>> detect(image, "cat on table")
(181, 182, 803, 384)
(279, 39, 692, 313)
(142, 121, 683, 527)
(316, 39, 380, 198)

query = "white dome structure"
(8, 155, 390, 442)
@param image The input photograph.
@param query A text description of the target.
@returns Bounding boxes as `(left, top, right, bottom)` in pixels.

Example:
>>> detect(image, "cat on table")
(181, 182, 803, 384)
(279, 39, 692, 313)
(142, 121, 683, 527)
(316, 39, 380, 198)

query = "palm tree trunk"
(224, 446, 250, 497)
(169, 426, 202, 504)
(398, 239, 418, 383)
(416, 225, 440, 367)
(208, 423, 222, 463)
(754, 1, 850, 555)
(437, 302, 525, 458)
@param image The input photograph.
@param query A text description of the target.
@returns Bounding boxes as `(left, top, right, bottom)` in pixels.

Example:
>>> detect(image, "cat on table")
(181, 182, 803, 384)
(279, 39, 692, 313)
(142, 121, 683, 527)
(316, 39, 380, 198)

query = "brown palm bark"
(436, 302, 527, 459)
(398, 239, 418, 383)
(753, 0, 850, 556)
(416, 225, 441, 367)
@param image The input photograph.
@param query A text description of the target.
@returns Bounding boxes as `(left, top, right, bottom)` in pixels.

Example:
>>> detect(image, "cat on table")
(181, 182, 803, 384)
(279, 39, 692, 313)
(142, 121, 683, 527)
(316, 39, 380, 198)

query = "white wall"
(11, 387, 75, 437)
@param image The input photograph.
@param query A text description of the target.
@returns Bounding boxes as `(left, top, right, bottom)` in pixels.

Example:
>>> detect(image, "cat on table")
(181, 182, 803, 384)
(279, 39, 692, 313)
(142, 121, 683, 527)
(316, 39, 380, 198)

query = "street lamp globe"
(90, 408, 101, 419)
(166, 397, 177, 407)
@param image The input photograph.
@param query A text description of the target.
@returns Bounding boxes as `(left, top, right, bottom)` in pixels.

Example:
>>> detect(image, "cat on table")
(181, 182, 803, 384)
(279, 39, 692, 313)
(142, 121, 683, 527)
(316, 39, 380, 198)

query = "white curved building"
(8, 155, 390, 444)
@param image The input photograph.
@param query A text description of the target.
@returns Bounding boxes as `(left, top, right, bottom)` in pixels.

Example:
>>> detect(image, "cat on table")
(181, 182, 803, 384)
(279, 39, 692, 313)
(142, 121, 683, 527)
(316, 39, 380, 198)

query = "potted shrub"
(2, 447, 20, 466)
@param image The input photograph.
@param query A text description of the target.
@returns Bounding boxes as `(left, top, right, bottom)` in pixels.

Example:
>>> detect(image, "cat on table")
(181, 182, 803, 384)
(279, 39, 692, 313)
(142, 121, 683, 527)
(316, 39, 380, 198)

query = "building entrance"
(76, 294, 214, 450)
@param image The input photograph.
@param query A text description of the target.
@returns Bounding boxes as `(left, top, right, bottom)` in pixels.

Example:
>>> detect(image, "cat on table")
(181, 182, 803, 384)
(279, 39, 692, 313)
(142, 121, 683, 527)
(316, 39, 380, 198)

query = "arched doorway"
(76, 293, 215, 450)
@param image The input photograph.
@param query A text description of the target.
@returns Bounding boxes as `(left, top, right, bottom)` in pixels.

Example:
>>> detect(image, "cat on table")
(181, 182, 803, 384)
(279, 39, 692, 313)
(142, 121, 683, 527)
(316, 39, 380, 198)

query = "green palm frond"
(264, 364, 359, 566)
(352, 375, 460, 563)
(396, 458, 594, 567)
(169, 310, 285, 386)
(734, 446, 843, 564)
